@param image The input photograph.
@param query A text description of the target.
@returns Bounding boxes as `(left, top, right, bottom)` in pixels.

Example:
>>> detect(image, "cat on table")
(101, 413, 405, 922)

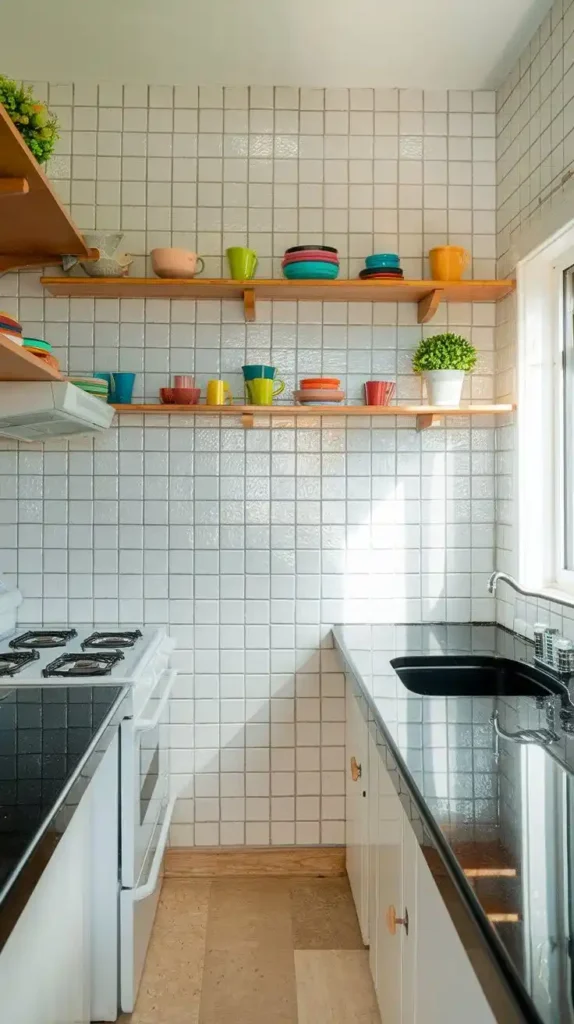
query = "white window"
(516, 220, 574, 600)
(561, 263, 574, 578)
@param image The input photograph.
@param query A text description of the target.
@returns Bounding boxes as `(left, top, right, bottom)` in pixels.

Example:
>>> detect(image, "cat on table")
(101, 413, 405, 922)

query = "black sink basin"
(390, 656, 562, 697)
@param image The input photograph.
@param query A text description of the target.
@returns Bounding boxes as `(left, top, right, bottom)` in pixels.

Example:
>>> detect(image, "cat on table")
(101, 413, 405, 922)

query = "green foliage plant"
(0, 76, 59, 164)
(412, 333, 477, 374)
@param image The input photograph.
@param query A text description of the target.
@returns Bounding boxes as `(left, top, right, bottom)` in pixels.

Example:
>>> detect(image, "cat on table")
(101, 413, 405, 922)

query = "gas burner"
(0, 650, 40, 676)
(42, 651, 125, 678)
(82, 630, 143, 650)
(9, 629, 78, 650)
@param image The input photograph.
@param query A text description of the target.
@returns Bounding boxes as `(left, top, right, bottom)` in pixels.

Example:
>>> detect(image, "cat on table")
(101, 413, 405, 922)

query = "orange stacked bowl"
(294, 377, 345, 404)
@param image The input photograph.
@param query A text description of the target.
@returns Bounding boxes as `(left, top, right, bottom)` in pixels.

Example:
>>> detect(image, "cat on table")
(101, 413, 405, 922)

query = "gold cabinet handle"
(386, 905, 409, 936)
(350, 756, 362, 781)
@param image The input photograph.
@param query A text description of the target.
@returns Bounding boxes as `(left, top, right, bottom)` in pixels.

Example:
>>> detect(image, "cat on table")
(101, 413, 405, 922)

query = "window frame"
(517, 225, 574, 602)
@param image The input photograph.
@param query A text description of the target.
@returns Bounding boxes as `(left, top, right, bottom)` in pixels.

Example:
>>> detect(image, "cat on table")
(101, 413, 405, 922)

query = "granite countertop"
(0, 683, 128, 949)
(334, 622, 574, 1024)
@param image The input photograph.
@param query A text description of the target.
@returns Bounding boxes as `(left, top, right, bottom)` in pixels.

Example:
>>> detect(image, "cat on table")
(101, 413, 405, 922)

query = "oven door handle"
(132, 792, 177, 903)
(134, 669, 177, 734)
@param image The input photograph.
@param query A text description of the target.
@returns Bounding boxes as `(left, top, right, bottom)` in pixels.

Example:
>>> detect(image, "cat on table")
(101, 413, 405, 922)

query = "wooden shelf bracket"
(241, 412, 255, 429)
(416, 413, 440, 431)
(417, 288, 444, 324)
(243, 288, 256, 322)
(0, 177, 29, 196)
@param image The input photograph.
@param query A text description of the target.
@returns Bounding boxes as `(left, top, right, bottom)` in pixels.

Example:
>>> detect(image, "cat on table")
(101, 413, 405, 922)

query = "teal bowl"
(283, 261, 339, 280)
(365, 253, 400, 269)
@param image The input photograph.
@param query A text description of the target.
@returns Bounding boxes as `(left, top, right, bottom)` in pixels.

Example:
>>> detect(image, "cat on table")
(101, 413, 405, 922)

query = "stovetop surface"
(0, 683, 126, 895)
(0, 627, 164, 683)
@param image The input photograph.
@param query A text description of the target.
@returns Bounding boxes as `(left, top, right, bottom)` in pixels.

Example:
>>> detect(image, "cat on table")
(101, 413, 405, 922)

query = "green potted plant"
(0, 76, 59, 164)
(412, 332, 477, 407)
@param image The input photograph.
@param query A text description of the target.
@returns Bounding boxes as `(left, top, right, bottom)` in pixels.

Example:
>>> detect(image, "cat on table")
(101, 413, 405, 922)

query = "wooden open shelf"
(112, 403, 515, 431)
(0, 103, 91, 273)
(41, 277, 515, 324)
(0, 335, 62, 381)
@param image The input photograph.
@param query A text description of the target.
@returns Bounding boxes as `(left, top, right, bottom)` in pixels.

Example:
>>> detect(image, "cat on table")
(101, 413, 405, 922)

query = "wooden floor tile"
(206, 876, 293, 950)
(198, 946, 298, 1024)
(127, 879, 211, 1024)
(290, 877, 364, 949)
(295, 950, 381, 1024)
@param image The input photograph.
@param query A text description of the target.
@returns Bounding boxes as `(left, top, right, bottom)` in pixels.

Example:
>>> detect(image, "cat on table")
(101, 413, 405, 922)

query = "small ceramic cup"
(151, 248, 205, 279)
(206, 380, 233, 405)
(173, 375, 194, 388)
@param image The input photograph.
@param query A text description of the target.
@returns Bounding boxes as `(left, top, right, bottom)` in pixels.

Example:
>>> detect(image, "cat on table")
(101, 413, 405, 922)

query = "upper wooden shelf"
(0, 103, 90, 273)
(40, 277, 515, 324)
(0, 335, 61, 381)
(112, 402, 515, 431)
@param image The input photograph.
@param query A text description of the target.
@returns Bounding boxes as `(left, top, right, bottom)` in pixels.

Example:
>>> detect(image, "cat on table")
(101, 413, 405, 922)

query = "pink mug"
(151, 248, 205, 279)
(174, 375, 194, 388)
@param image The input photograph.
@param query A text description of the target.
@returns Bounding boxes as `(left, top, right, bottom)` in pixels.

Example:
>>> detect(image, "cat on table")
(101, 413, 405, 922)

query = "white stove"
(0, 626, 169, 719)
(0, 583, 177, 1020)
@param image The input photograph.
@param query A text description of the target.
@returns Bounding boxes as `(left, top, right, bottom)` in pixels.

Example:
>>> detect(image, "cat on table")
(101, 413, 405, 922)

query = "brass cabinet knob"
(386, 905, 409, 936)
(350, 756, 362, 781)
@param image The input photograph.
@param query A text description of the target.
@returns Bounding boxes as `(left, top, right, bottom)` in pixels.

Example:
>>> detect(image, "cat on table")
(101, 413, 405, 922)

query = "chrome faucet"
(487, 572, 574, 677)
(488, 570, 574, 610)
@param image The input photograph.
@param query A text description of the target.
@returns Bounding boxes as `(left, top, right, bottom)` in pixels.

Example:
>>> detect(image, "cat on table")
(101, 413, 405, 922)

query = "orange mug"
(429, 246, 470, 282)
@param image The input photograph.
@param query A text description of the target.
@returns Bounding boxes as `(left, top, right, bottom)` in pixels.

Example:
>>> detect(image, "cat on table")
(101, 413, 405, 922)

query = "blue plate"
(283, 261, 339, 280)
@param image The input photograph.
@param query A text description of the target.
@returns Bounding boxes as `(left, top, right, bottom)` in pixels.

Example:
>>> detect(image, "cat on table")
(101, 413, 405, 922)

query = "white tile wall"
(495, 0, 574, 636)
(0, 82, 497, 845)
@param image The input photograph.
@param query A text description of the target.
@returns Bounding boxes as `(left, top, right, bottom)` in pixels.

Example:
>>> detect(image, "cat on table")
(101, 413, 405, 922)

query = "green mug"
(246, 377, 285, 405)
(227, 246, 258, 281)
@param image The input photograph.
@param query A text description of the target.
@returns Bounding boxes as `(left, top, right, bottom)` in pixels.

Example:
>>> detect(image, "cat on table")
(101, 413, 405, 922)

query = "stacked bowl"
(282, 245, 339, 280)
(0, 312, 23, 346)
(23, 336, 61, 373)
(69, 376, 110, 401)
(294, 377, 345, 405)
(359, 253, 404, 280)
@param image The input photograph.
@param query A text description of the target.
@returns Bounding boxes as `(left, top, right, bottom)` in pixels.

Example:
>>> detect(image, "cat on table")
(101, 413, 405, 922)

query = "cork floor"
(120, 875, 381, 1024)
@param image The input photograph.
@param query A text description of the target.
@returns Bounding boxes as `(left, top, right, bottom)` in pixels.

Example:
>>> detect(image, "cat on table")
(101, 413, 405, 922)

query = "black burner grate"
(81, 629, 143, 650)
(0, 650, 40, 676)
(10, 629, 78, 650)
(42, 651, 125, 678)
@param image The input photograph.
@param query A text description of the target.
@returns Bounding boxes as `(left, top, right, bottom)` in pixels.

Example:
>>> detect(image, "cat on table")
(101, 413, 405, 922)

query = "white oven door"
(120, 667, 176, 888)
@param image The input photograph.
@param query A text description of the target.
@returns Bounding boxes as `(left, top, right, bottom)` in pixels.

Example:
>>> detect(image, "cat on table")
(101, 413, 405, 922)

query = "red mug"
(364, 380, 396, 406)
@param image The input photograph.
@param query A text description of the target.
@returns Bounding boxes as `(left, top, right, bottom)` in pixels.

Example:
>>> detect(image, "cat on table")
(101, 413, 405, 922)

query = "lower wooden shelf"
(112, 403, 515, 430)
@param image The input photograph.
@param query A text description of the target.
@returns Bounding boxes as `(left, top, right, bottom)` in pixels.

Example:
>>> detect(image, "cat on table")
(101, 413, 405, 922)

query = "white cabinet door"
(0, 789, 91, 1024)
(404, 819, 496, 1024)
(346, 684, 370, 943)
(367, 724, 379, 987)
(374, 745, 405, 1024)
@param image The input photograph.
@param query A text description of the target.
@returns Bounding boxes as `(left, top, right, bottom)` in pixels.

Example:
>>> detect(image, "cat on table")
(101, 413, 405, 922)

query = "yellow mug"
(206, 379, 233, 405)
(246, 378, 285, 406)
(429, 246, 470, 282)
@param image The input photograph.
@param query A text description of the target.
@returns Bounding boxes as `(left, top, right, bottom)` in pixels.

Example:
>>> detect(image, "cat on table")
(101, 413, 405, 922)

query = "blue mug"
(94, 372, 135, 404)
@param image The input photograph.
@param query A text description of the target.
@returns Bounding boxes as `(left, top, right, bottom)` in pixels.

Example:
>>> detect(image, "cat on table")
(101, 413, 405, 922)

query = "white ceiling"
(4, 0, 552, 89)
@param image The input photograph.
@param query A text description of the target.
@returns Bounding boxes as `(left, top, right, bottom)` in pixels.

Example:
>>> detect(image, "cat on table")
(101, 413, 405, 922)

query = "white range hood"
(0, 382, 115, 441)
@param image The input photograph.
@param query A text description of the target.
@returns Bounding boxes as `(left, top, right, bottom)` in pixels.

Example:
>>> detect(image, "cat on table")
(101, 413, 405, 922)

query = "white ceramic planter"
(422, 369, 465, 407)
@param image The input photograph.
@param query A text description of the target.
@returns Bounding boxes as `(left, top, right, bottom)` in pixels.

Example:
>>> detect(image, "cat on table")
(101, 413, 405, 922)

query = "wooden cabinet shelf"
(41, 276, 515, 323)
(0, 103, 90, 273)
(112, 402, 515, 430)
(0, 335, 61, 382)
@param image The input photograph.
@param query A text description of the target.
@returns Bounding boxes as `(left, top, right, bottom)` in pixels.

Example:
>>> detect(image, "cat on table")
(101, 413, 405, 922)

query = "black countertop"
(334, 622, 574, 1024)
(0, 683, 127, 948)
